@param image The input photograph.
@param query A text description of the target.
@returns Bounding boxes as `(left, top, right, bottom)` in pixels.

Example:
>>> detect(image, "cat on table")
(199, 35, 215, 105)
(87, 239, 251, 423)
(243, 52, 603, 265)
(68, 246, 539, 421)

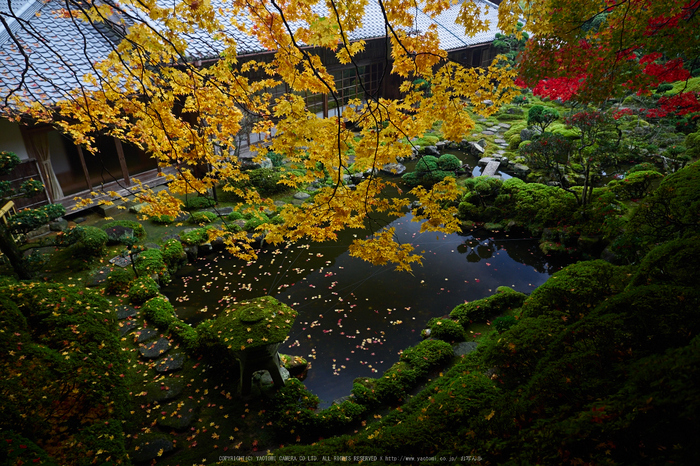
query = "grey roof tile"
(1, 0, 501, 108)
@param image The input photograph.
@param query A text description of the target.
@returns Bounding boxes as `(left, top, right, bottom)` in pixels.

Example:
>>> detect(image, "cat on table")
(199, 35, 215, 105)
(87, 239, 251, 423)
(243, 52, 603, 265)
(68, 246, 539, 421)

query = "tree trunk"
(0, 223, 32, 280)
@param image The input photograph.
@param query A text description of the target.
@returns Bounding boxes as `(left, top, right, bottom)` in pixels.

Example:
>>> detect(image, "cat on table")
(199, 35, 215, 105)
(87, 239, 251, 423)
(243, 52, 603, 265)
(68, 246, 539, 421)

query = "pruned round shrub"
(184, 196, 216, 211)
(628, 162, 658, 174)
(374, 361, 419, 404)
(226, 211, 245, 221)
(424, 317, 465, 342)
(247, 168, 285, 195)
(105, 268, 134, 295)
(161, 239, 185, 269)
(128, 276, 159, 304)
(180, 227, 210, 245)
(70, 226, 108, 259)
(438, 154, 462, 171)
(189, 211, 217, 224)
(400, 339, 454, 374)
(134, 249, 169, 282)
(493, 315, 518, 333)
(142, 295, 176, 328)
(415, 155, 439, 173)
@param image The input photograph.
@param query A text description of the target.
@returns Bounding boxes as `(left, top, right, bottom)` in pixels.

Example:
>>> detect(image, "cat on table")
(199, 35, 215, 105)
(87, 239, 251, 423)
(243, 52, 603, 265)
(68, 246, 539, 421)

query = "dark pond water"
(162, 209, 568, 407)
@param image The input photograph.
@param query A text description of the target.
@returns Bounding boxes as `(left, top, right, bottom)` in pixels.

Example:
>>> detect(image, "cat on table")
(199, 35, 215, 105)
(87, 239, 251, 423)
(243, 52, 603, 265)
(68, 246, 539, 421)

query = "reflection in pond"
(163, 213, 570, 407)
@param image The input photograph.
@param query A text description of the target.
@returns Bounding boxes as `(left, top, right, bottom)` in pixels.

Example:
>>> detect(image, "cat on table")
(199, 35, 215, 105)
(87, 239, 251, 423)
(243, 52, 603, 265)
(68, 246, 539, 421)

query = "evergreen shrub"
(437, 154, 462, 171)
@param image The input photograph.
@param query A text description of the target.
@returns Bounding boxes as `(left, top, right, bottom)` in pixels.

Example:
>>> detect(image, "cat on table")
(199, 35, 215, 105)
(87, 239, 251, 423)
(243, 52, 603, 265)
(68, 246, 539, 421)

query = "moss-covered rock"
(450, 286, 526, 326)
(423, 317, 466, 342)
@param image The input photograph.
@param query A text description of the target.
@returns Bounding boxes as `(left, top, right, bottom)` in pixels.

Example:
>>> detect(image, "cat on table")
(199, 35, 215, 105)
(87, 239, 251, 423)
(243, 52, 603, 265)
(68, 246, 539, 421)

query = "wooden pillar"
(76, 146, 93, 191)
(113, 137, 131, 187)
(323, 93, 329, 118)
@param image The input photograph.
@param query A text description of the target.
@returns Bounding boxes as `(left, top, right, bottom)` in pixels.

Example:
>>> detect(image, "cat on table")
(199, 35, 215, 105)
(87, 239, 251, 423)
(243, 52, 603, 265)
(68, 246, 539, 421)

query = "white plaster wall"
(0, 118, 29, 160)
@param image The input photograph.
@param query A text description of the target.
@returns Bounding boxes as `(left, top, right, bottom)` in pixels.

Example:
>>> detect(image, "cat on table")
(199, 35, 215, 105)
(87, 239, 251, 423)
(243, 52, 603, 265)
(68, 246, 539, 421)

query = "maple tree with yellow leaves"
(3, 0, 534, 270)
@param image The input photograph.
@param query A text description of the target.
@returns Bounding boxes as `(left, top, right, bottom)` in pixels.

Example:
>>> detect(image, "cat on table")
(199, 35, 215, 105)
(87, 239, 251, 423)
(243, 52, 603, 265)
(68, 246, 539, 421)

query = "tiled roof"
(0, 0, 502, 108)
(0, 0, 118, 106)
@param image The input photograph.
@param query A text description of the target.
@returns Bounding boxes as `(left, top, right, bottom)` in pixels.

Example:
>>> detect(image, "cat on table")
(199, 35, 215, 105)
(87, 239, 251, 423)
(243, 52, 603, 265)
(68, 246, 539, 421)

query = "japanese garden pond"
(162, 208, 570, 407)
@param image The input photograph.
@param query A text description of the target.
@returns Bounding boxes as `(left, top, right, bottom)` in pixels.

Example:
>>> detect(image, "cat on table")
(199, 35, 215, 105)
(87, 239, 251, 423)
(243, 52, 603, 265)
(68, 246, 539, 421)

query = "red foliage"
(645, 92, 700, 117)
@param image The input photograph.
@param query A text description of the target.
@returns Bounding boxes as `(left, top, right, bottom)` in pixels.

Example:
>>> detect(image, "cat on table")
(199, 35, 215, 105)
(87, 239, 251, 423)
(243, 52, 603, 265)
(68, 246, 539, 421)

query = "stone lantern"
(208, 296, 297, 396)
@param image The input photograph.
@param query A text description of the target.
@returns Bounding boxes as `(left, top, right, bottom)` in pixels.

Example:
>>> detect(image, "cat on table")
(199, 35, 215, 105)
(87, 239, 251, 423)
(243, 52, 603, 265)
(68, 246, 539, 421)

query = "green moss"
(189, 211, 217, 224)
(400, 339, 454, 374)
(0, 283, 129, 464)
(184, 196, 216, 210)
(424, 317, 465, 341)
(203, 296, 297, 351)
(134, 248, 169, 282)
(69, 226, 108, 259)
(142, 295, 177, 328)
(450, 286, 526, 326)
(128, 276, 159, 304)
(629, 237, 700, 288)
(102, 220, 146, 240)
(104, 268, 134, 295)
(180, 227, 211, 245)
(627, 161, 700, 246)
(522, 260, 630, 321)
(161, 238, 185, 269)
(503, 122, 528, 141)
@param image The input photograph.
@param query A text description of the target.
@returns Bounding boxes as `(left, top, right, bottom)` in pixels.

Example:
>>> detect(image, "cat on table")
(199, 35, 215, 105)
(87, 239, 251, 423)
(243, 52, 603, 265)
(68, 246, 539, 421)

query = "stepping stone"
(291, 199, 304, 206)
(134, 328, 159, 343)
(109, 255, 132, 268)
(86, 267, 114, 287)
(494, 138, 506, 144)
(130, 434, 174, 463)
(293, 192, 310, 200)
(499, 123, 512, 129)
(144, 242, 161, 250)
(273, 200, 287, 207)
(210, 206, 233, 215)
(116, 305, 138, 320)
(162, 234, 181, 242)
(145, 381, 185, 403)
(139, 337, 171, 359)
(155, 353, 185, 373)
(129, 203, 148, 214)
(118, 319, 138, 337)
(481, 161, 501, 177)
(481, 131, 495, 136)
(454, 342, 478, 357)
(156, 399, 198, 431)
